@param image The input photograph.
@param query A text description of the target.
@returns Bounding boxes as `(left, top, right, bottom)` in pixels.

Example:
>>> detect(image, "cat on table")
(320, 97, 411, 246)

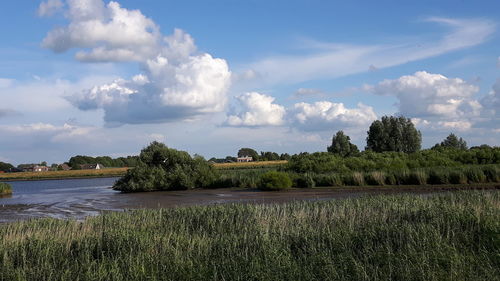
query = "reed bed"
(1, 190, 499, 281)
(0, 168, 129, 181)
(213, 160, 288, 170)
(0, 182, 12, 195)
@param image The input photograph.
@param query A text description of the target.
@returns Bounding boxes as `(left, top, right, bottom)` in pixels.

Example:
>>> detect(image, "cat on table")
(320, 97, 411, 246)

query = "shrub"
(365, 171, 386, 186)
(384, 173, 397, 185)
(295, 173, 316, 188)
(428, 169, 449, 185)
(465, 167, 486, 183)
(449, 171, 468, 184)
(259, 171, 292, 191)
(481, 166, 499, 182)
(405, 170, 428, 185)
(343, 172, 365, 186)
(0, 182, 12, 195)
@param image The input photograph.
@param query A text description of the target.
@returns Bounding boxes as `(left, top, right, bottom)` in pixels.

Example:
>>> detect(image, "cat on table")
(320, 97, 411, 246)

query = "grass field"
(0, 168, 129, 181)
(0, 190, 498, 281)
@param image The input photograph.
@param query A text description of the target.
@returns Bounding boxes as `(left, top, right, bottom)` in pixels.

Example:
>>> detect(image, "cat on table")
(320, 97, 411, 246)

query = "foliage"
(259, 171, 292, 190)
(366, 115, 422, 153)
(433, 133, 468, 150)
(1, 191, 498, 281)
(0, 182, 12, 195)
(237, 148, 259, 161)
(327, 130, 359, 157)
(260, 151, 281, 161)
(0, 162, 14, 172)
(113, 142, 218, 192)
(68, 155, 140, 169)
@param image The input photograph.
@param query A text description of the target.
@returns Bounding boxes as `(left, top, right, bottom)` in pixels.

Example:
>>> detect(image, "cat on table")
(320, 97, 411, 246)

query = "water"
(1, 177, 473, 223)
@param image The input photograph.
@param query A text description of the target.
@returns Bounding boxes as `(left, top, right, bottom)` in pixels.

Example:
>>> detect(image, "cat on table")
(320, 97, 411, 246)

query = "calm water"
(0, 177, 472, 223)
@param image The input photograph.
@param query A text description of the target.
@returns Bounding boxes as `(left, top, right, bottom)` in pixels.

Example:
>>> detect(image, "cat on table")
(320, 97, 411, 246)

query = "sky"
(0, 0, 499, 165)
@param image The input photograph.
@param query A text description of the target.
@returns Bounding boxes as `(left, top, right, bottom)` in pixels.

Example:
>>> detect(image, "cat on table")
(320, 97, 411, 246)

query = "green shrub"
(405, 170, 428, 185)
(295, 173, 316, 188)
(465, 167, 486, 183)
(384, 173, 397, 185)
(259, 171, 292, 191)
(0, 182, 12, 195)
(343, 172, 365, 186)
(365, 171, 386, 186)
(428, 169, 449, 185)
(481, 166, 499, 182)
(449, 171, 468, 184)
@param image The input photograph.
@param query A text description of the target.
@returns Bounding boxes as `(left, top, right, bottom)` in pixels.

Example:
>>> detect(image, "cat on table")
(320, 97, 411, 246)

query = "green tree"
(434, 133, 468, 150)
(366, 116, 421, 153)
(237, 148, 259, 161)
(0, 162, 14, 172)
(327, 131, 359, 157)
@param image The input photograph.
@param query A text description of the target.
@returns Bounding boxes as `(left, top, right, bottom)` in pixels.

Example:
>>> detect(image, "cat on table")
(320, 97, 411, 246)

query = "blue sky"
(0, 0, 499, 165)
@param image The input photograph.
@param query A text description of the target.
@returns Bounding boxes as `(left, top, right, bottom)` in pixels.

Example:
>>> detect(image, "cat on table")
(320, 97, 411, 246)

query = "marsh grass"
(0, 191, 499, 281)
(0, 182, 12, 195)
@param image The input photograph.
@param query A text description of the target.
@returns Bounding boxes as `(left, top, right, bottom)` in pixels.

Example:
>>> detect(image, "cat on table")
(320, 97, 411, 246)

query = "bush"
(259, 171, 292, 191)
(465, 167, 486, 183)
(114, 142, 218, 192)
(295, 173, 316, 188)
(0, 182, 12, 195)
(481, 166, 499, 182)
(449, 171, 468, 184)
(365, 171, 386, 186)
(343, 172, 365, 186)
(405, 170, 428, 185)
(428, 169, 449, 185)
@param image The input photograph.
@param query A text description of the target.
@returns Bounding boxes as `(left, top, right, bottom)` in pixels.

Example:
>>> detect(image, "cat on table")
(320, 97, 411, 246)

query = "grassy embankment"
(0, 161, 286, 181)
(0, 182, 12, 195)
(0, 190, 498, 280)
(0, 168, 129, 181)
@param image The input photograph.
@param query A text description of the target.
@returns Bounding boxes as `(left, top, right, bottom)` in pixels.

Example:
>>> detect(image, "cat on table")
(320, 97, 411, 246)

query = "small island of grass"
(0, 182, 12, 195)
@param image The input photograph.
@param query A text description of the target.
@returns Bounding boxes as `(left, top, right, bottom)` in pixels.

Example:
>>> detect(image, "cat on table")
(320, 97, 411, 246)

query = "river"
(1, 177, 492, 223)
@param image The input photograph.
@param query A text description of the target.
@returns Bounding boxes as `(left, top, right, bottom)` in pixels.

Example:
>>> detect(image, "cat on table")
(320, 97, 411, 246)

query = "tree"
(366, 116, 421, 153)
(0, 162, 14, 172)
(113, 142, 218, 192)
(434, 133, 467, 150)
(237, 148, 259, 161)
(327, 131, 359, 157)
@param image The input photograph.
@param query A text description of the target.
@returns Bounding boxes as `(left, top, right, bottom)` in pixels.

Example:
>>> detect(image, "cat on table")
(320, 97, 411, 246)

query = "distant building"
(80, 163, 105, 170)
(237, 156, 253, 163)
(22, 165, 49, 172)
(59, 163, 71, 171)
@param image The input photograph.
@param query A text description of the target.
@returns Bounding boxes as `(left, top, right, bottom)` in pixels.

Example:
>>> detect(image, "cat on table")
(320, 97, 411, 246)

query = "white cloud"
(369, 71, 481, 119)
(42, 0, 161, 62)
(481, 78, 500, 118)
(288, 101, 377, 131)
(0, 123, 95, 142)
(293, 88, 323, 97)
(38, 0, 64, 17)
(43, 1, 232, 125)
(245, 17, 495, 85)
(0, 78, 15, 88)
(226, 92, 286, 127)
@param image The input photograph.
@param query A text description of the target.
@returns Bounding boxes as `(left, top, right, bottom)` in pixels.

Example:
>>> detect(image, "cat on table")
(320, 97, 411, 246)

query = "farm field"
(0, 168, 129, 181)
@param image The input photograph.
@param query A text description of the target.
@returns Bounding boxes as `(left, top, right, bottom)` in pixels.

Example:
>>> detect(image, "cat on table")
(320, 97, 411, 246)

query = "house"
(58, 163, 71, 171)
(237, 156, 253, 163)
(22, 165, 49, 172)
(80, 163, 105, 170)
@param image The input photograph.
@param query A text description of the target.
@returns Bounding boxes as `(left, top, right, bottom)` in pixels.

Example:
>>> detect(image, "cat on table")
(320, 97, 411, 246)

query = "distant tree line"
(68, 155, 140, 169)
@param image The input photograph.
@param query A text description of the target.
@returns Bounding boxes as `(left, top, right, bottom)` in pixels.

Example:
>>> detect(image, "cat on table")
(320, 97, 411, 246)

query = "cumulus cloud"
(247, 17, 495, 85)
(481, 78, 500, 118)
(288, 101, 377, 131)
(0, 78, 15, 88)
(38, 0, 64, 17)
(44, 0, 232, 125)
(368, 71, 481, 119)
(42, 0, 160, 62)
(226, 92, 286, 127)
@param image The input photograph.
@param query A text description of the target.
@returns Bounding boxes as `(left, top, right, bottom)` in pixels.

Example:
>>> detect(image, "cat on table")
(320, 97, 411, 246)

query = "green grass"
(0, 182, 12, 195)
(1, 190, 499, 281)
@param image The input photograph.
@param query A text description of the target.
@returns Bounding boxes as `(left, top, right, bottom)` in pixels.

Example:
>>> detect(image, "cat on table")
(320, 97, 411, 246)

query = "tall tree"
(237, 148, 259, 161)
(366, 116, 421, 153)
(327, 131, 359, 157)
(434, 133, 468, 150)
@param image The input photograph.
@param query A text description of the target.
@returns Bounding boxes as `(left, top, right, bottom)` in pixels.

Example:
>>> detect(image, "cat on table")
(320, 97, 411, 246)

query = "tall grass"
(0, 182, 12, 195)
(0, 191, 499, 280)
(0, 168, 129, 181)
